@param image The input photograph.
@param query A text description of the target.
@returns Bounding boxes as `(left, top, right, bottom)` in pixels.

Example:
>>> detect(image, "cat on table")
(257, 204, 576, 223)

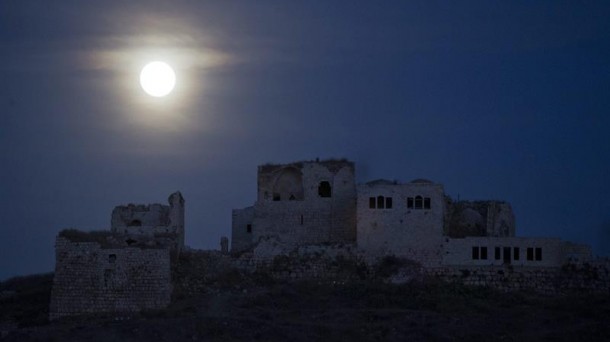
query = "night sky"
(1, 1, 610, 280)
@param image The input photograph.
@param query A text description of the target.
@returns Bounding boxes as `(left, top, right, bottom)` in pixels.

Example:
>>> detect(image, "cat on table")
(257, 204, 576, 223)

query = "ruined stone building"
(232, 159, 591, 268)
(49, 160, 598, 319)
(111, 191, 186, 255)
(49, 192, 184, 320)
(232, 159, 356, 251)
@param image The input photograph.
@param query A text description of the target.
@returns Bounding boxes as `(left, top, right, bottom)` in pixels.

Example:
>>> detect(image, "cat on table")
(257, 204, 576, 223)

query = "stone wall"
(356, 180, 446, 267)
(425, 261, 610, 295)
(233, 243, 369, 281)
(231, 206, 254, 252)
(233, 160, 357, 249)
(442, 236, 592, 267)
(111, 191, 185, 253)
(49, 237, 172, 320)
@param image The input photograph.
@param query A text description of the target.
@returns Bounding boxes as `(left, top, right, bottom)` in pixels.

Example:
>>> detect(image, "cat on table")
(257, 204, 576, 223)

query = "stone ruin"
(111, 191, 185, 255)
(48, 159, 606, 319)
(49, 192, 184, 320)
(232, 159, 591, 268)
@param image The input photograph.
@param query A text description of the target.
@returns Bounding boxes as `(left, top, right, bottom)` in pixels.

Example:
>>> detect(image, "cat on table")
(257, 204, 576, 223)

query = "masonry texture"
(48, 159, 606, 320)
(49, 192, 182, 320)
(49, 236, 171, 320)
(232, 159, 356, 252)
(111, 191, 185, 254)
(231, 159, 592, 270)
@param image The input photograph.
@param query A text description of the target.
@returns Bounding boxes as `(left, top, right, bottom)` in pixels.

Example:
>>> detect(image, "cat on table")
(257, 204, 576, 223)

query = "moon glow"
(140, 61, 176, 97)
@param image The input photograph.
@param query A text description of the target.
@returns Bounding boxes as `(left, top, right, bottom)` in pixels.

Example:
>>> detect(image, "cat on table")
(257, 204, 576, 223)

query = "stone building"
(49, 234, 171, 320)
(111, 191, 185, 255)
(49, 192, 183, 320)
(231, 159, 592, 267)
(232, 159, 357, 252)
(356, 179, 446, 266)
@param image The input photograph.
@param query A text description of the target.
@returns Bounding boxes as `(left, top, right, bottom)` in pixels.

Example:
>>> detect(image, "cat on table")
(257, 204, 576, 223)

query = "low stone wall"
(423, 261, 610, 295)
(49, 237, 172, 320)
(233, 243, 370, 281)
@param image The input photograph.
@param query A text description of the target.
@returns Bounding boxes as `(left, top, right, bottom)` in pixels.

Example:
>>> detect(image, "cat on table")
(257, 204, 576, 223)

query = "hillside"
(2, 255, 610, 341)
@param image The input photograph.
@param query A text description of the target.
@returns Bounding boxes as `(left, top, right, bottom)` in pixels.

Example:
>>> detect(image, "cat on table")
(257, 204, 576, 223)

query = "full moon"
(139, 61, 176, 97)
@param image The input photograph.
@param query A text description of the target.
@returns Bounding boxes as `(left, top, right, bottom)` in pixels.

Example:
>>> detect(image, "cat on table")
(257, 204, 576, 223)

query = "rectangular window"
(527, 247, 534, 261)
(300, 215, 304, 225)
(513, 247, 520, 261)
(386, 197, 393, 209)
(495, 247, 501, 260)
(108, 254, 116, 263)
(481, 247, 488, 260)
(414, 197, 423, 209)
(369, 197, 375, 209)
(503, 247, 511, 264)
(407, 197, 414, 208)
(246, 224, 252, 233)
(424, 198, 431, 209)
(472, 246, 479, 260)
(377, 196, 385, 209)
(535, 247, 542, 261)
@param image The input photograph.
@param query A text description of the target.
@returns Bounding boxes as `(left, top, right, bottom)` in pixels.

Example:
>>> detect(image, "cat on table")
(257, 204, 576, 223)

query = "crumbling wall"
(234, 242, 369, 281)
(356, 180, 446, 267)
(444, 200, 515, 238)
(49, 236, 171, 320)
(231, 206, 254, 252)
(111, 191, 185, 253)
(247, 160, 357, 247)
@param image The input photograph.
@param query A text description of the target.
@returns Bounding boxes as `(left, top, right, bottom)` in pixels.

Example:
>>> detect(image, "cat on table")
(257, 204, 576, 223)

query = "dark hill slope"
(2, 261, 610, 341)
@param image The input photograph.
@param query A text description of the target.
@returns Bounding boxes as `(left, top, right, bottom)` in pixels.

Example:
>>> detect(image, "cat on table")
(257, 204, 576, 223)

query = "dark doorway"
(503, 247, 511, 264)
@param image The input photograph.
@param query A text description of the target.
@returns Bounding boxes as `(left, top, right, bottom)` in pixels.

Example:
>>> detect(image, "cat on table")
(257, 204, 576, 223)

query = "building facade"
(231, 159, 592, 267)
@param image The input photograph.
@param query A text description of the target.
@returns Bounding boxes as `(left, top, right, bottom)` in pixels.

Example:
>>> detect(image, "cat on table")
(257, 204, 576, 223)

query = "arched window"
(318, 181, 332, 198)
(272, 167, 304, 201)
(414, 196, 423, 209)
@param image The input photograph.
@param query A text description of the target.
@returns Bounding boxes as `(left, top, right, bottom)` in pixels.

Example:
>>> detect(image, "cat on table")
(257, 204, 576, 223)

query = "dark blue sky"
(1, 1, 610, 280)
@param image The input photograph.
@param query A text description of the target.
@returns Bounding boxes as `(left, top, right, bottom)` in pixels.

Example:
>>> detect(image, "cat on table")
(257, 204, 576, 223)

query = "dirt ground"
(2, 272, 610, 341)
